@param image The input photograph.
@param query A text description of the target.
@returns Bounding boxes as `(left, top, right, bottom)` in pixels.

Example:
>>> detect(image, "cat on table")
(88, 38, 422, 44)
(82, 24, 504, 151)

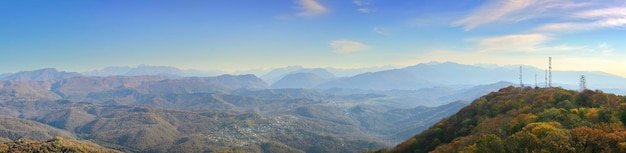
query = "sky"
(1, 0, 626, 77)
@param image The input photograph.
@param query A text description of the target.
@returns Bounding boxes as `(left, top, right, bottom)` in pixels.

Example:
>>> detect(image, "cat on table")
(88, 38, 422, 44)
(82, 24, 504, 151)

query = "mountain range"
(271, 73, 329, 89)
(0, 65, 515, 152)
(4, 62, 624, 94)
(1, 61, 626, 152)
(0, 68, 82, 81)
(0, 77, 481, 152)
(313, 62, 626, 92)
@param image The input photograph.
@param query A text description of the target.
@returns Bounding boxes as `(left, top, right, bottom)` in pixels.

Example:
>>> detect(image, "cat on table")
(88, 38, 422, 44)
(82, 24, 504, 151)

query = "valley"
(0, 63, 625, 152)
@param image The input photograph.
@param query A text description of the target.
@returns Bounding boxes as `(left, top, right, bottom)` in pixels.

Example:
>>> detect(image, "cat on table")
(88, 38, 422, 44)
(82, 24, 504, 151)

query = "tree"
(474, 134, 504, 153)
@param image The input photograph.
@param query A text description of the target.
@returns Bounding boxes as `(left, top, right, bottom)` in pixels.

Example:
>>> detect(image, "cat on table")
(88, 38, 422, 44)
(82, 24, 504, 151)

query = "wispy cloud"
(296, 0, 327, 16)
(353, 0, 369, 6)
(535, 7, 626, 32)
(330, 39, 370, 53)
(353, 0, 374, 13)
(434, 0, 626, 76)
(452, 0, 531, 30)
(452, 0, 590, 30)
(597, 42, 615, 55)
(477, 34, 548, 52)
(473, 33, 585, 53)
(358, 8, 372, 13)
(573, 7, 626, 18)
(372, 27, 389, 36)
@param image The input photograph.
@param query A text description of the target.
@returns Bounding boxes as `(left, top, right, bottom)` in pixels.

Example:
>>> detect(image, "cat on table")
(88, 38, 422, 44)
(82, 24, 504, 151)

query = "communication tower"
(549, 57, 552, 87)
(544, 69, 548, 88)
(519, 65, 524, 88)
(580, 75, 587, 92)
(535, 72, 537, 88)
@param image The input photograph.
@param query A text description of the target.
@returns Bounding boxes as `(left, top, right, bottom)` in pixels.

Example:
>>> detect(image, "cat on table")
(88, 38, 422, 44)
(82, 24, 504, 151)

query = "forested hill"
(380, 86, 626, 153)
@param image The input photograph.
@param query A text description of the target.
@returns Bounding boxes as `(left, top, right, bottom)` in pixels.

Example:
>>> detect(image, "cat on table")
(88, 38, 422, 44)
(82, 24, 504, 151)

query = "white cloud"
(372, 27, 389, 36)
(534, 18, 626, 32)
(452, 0, 590, 30)
(296, 0, 327, 16)
(599, 17, 626, 28)
(534, 7, 626, 32)
(597, 42, 615, 55)
(534, 22, 594, 32)
(353, 0, 369, 6)
(476, 34, 548, 52)
(444, 1, 626, 77)
(452, 0, 530, 30)
(330, 39, 370, 53)
(358, 8, 371, 13)
(353, 0, 374, 13)
(573, 7, 626, 18)
(473, 33, 585, 53)
(579, 7, 626, 29)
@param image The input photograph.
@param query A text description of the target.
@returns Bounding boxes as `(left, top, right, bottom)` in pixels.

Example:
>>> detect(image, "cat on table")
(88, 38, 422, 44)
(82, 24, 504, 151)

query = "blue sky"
(1, 0, 625, 76)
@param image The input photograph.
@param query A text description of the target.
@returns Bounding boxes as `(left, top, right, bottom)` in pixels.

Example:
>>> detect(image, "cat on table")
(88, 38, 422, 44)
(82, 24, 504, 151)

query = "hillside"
(383, 86, 626, 153)
(0, 137, 120, 153)
(0, 116, 76, 140)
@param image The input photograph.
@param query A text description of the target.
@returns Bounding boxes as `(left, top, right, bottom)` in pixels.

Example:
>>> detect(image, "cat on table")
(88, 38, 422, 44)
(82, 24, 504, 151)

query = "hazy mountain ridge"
(1, 68, 82, 81)
(51, 75, 172, 99)
(4, 62, 626, 94)
(317, 62, 626, 92)
(271, 73, 329, 89)
(262, 67, 336, 85)
(318, 69, 433, 90)
(45, 74, 267, 99)
(260, 65, 396, 81)
(0, 73, 10, 80)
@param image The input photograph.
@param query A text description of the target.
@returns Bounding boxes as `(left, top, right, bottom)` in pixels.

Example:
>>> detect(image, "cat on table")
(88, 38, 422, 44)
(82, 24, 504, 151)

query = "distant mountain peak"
(261, 67, 336, 85)
(1, 68, 82, 81)
(271, 72, 328, 89)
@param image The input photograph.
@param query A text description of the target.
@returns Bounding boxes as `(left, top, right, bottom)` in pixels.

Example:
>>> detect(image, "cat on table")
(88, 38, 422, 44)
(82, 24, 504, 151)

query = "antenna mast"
(544, 69, 548, 88)
(549, 57, 552, 87)
(519, 65, 524, 88)
(580, 75, 586, 92)
(535, 72, 537, 88)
